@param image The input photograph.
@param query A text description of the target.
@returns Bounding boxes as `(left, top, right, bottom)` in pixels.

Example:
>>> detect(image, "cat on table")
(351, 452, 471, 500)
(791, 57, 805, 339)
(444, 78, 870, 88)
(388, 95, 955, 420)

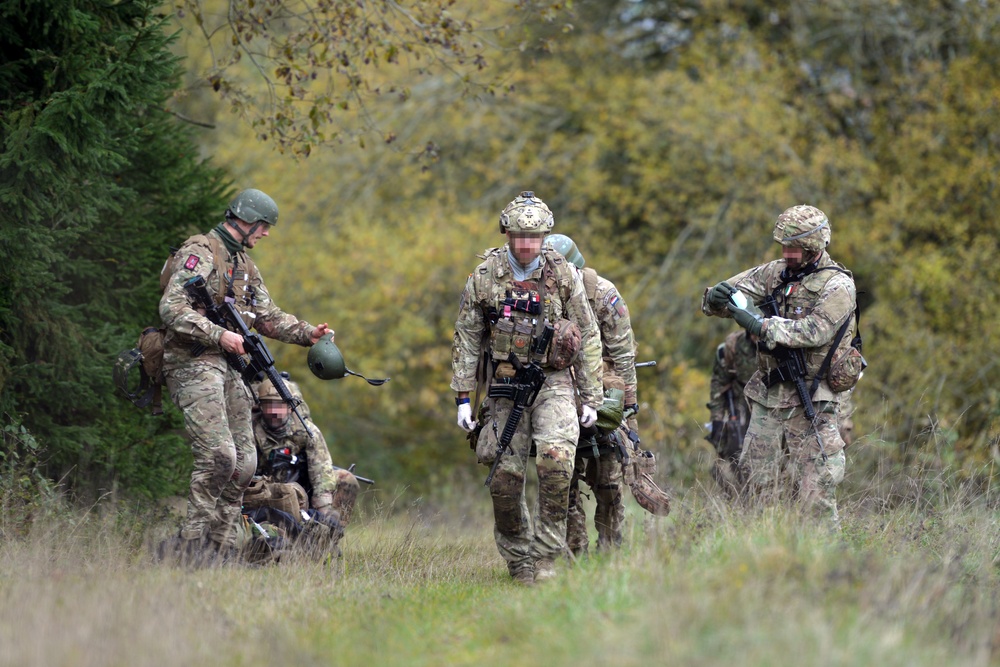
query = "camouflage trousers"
(567, 447, 624, 556)
(166, 361, 256, 547)
(327, 469, 360, 526)
(485, 369, 578, 576)
(740, 400, 846, 527)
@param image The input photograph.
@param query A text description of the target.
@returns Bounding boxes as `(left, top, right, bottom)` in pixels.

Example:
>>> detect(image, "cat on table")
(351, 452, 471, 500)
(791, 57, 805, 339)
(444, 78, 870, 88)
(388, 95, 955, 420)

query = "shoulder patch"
(184, 255, 200, 271)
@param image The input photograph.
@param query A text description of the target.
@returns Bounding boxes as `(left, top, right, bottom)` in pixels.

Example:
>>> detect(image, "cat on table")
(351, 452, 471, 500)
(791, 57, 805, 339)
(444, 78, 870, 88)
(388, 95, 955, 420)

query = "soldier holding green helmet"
(702, 205, 860, 528)
(158, 188, 332, 565)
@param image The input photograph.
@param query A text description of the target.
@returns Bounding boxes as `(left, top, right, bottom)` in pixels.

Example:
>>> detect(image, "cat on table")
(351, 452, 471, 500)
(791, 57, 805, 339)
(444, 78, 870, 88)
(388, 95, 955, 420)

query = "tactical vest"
(759, 265, 856, 387)
(479, 248, 575, 370)
(161, 231, 258, 329)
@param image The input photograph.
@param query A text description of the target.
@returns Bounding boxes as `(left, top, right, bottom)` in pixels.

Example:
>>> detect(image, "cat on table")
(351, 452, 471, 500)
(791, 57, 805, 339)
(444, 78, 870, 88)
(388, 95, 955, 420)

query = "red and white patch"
(184, 255, 200, 270)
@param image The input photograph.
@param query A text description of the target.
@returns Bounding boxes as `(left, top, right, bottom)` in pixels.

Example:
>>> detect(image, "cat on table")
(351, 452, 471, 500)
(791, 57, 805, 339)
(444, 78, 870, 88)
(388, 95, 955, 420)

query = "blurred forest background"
(3, 0, 1000, 514)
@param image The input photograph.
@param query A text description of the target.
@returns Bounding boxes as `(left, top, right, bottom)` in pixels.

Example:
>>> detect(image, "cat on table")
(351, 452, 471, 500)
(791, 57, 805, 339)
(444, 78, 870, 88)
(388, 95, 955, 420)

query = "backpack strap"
(581, 267, 599, 303)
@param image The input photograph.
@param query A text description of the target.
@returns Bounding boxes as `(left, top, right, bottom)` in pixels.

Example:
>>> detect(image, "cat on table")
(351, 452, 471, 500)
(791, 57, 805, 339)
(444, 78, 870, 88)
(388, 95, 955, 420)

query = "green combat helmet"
(308, 333, 347, 380)
(773, 205, 831, 254)
(498, 191, 554, 235)
(308, 334, 391, 386)
(545, 233, 585, 269)
(227, 188, 279, 226)
(595, 387, 626, 431)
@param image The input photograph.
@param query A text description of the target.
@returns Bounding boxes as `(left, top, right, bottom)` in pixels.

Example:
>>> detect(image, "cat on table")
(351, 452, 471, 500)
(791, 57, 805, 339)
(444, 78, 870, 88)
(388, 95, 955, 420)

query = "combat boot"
(511, 566, 535, 587)
(534, 558, 557, 583)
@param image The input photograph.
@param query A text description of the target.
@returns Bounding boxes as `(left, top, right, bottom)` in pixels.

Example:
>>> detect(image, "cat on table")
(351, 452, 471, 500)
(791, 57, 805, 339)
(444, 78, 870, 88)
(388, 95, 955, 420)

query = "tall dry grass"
(1, 471, 999, 667)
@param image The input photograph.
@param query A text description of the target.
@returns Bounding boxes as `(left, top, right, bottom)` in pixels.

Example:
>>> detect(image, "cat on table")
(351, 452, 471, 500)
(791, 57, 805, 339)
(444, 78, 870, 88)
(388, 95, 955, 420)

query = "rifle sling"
(760, 265, 857, 396)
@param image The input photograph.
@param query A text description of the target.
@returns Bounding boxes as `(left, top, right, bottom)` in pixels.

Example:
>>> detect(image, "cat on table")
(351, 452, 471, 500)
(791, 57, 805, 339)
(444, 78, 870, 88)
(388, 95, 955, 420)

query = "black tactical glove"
(707, 281, 736, 310)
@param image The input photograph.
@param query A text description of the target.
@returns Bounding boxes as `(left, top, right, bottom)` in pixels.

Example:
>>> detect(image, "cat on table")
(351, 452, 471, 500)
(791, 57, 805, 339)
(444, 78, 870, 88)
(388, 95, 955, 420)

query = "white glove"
(580, 405, 598, 429)
(457, 403, 477, 432)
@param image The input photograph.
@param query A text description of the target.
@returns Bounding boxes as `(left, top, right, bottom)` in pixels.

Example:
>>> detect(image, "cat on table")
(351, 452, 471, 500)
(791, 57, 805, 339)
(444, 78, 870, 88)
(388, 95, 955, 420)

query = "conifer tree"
(0, 0, 230, 500)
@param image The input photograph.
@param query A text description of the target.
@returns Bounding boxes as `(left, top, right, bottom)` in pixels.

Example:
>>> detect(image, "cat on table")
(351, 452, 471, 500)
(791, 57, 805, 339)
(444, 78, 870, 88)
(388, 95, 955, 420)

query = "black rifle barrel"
(183, 276, 308, 430)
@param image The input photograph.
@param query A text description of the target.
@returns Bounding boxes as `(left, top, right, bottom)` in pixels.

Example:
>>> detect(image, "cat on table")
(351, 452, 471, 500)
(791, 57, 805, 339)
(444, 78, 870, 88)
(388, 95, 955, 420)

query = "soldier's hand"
(728, 302, 764, 336)
(220, 330, 246, 355)
(457, 403, 477, 432)
(707, 281, 736, 310)
(580, 405, 598, 429)
(310, 323, 333, 345)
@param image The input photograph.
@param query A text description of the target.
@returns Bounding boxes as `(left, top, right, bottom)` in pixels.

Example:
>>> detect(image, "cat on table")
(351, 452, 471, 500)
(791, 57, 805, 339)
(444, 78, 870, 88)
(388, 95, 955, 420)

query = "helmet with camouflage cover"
(256, 374, 304, 403)
(772, 205, 831, 253)
(227, 188, 279, 226)
(256, 376, 283, 403)
(545, 233, 585, 269)
(307, 333, 347, 380)
(498, 191, 554, 235)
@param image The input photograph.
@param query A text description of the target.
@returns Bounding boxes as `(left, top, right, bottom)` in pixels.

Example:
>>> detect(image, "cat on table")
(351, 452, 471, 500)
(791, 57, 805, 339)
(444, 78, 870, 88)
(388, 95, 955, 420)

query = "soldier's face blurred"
(261, 400, 290, 429)
(782, 245, 809, 269)
(508, 232, 544, 265)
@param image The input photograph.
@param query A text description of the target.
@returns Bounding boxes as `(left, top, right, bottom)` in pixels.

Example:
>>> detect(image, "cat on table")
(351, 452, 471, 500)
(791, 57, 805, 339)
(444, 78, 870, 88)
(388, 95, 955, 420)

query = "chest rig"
(758, 264, 853, 389)
(487, 280, 553, 370)
(220, 247, 258, 329)
(163, 232, 259, 330)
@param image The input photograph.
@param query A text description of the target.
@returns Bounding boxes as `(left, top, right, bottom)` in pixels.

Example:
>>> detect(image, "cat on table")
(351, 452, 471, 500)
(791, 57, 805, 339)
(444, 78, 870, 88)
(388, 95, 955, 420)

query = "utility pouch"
(827, 345, 866, 392)
(549, 318, 582, 370)
(490, 319, 515, 361)
(511, 319, 534, 362)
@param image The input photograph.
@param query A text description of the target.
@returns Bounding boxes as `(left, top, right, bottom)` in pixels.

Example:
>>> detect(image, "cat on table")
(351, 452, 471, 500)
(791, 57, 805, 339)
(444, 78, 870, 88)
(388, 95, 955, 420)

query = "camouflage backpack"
(114, 233, 245, 414)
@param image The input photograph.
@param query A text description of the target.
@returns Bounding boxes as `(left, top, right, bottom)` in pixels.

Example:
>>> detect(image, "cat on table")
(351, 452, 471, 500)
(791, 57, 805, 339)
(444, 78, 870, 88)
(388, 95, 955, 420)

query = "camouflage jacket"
(451, 245, 603, 408)
(707, 330, 757, 421)
(159, 228, 315, 370)
(252, 412, 337, 496)
(580, 267, 638, 404)
(702, 250, 857, 408)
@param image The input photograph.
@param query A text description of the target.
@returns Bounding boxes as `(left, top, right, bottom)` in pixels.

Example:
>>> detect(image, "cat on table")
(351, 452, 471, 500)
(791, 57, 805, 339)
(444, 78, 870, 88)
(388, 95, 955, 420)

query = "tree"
(169, 0, 575, 156)
(0, 0, 231, 500)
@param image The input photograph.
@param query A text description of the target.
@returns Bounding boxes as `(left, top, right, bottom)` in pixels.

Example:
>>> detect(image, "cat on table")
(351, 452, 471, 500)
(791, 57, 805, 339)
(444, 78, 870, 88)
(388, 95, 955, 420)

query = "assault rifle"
(483, 325, 553, 487)
(757, 293, 828, 461)
(269, 448, 374, 486)
(183, 275, 308, 430)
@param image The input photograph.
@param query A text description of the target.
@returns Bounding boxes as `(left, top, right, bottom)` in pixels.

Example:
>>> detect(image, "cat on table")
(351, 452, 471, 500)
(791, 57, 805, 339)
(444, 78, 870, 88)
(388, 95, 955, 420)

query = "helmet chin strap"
(225, 214, 262, 247)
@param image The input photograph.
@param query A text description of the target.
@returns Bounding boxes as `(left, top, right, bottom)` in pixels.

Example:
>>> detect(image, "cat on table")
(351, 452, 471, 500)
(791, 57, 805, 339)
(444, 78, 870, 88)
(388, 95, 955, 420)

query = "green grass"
(1, 485, 999, 667)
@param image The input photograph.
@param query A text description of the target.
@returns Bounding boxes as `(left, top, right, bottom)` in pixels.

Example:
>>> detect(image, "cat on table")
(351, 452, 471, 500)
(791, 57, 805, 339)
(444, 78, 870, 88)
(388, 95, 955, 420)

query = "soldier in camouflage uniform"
(160, 188, 331, 562)
(452, 192, 603, 585)
(706, 330, 856, 496)
(702, 205, 861, 527)
(706, 330, 756, 494)
(546, 234, 637, 557)
(250, 376, 360, 526)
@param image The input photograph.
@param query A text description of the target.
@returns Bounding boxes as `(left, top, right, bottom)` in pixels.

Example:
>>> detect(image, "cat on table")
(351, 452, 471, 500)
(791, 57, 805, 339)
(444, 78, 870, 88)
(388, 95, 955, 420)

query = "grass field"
(2, 477, 999, 667)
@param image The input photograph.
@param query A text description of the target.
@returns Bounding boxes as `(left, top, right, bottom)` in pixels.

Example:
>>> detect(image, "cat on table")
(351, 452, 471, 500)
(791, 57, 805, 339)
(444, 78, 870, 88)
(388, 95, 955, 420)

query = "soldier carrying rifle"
(451, 191, 602, 586)
(702, 205, 865, 529)
(158, 188, 332, 565)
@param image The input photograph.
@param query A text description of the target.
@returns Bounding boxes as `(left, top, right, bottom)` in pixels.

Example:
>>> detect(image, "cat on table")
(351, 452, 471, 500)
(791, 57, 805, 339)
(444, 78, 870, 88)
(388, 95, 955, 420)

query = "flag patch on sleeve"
(610, 294, 628, 319)
(184, 255, 200, 270)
